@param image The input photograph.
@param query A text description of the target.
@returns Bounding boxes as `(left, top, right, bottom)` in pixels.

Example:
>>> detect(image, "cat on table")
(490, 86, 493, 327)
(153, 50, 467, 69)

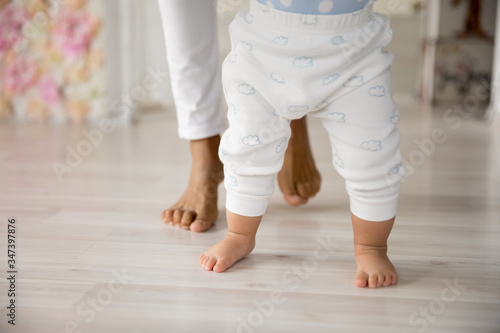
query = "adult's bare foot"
(278, 117, 321, 206)
(161, 135, 223, 232)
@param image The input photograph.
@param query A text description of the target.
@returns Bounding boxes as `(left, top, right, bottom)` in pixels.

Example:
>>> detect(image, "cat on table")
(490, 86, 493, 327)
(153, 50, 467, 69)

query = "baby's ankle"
(354, 243, 388, 256)
(226, 229, 257, 244)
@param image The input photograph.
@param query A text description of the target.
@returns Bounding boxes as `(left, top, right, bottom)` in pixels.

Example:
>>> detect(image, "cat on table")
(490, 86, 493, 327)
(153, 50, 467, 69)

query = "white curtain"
(103, 0, 172, 124)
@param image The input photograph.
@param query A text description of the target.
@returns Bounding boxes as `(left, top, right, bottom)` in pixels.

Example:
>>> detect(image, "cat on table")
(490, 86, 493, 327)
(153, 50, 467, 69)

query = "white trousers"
(220, 1, 404, 221)
(157, 0, 226, 140)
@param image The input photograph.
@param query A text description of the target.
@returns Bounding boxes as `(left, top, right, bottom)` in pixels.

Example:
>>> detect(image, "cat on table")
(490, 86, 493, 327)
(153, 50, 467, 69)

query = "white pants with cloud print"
(220, 0, 404, 222)
(158, 0, 226, 140)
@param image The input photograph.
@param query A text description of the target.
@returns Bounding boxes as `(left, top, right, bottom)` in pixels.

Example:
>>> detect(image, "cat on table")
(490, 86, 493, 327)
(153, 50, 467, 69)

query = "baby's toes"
(199, 254, 208, 267)
(204, 256, 217, 271)
(382, 273, 393, 287)
(368, 273, 380, 289)
(383, 272, 395, 287)
(213, 258, 232, 273)
(377, 273, 386, 288)
(391, 272, 398, 286)
(355, 271, 369, 288)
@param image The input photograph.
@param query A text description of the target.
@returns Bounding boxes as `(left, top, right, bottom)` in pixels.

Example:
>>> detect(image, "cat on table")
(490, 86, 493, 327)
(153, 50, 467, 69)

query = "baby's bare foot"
(354, 245, 398, 288)
(161, 136, 223, 232)
(278, 118, 321, 206)
(199, 231, 256, 273)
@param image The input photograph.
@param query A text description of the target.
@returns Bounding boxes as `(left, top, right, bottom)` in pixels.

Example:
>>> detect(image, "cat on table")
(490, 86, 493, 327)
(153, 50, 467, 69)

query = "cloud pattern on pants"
(293, 56, 313, 68)
(242, 135, 261, 146)
(227, 175, 238, 187)
(326, 112, 346, 122)
(334, 154, 344, 168)
(238, 83, 255, 95)
(275, 137, 287, 153)
(270, 72, 287, 84)
(322, 73, 340, 85)
(361, 140, 382, 151)
(343, 76, 364, 88)
(288, 105, 309, 113)
(273, 35, 289, 45)
(368, 85, 386, 97)
(332, 35, 346, 45)
(387, 163, 402, 175)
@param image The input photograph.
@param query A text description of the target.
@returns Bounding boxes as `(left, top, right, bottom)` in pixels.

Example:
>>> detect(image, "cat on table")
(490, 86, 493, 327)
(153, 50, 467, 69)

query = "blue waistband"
(255, 0, 374, 15)
(250, 0, 374, 31)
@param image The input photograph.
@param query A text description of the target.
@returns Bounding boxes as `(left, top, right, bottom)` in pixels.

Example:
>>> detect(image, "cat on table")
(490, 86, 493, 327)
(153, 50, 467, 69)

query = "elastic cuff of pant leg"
(226, 192, 269, 217)
(350, 194, 399, 222)
(178, 121, 227, 141)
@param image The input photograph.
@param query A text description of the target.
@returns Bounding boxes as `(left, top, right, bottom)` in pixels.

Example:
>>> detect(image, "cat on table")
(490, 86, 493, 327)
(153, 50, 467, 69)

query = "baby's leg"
(317, 69, 403, 288)
(352, 214, 397, 288)
(200, 211, 261, 273)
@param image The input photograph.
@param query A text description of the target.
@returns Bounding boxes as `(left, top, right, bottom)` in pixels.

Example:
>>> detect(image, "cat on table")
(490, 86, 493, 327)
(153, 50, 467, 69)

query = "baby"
(200, 0, 404, 288)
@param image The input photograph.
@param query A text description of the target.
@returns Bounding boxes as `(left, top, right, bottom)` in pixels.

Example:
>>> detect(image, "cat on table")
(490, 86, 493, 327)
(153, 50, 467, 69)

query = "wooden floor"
(1, 18, 500, 333)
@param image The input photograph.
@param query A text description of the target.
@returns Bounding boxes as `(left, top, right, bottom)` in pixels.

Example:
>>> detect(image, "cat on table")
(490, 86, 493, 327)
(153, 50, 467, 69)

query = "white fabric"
(157, 0, 227, 140)
(220, 1, 404, 221)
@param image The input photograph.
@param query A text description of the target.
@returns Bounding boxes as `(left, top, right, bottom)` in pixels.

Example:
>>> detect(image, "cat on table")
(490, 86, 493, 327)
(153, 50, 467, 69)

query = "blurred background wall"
(0, 0, 107, 122)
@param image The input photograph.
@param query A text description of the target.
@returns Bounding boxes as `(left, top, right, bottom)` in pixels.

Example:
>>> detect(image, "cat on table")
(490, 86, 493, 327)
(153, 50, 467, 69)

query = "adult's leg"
(278, 117, 321, 206)
(158, 0, 225, 232)
(158, 0, 225, 140)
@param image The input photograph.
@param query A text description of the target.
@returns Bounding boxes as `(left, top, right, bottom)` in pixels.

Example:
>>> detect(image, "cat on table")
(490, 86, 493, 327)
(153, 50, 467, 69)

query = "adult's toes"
(163, 209, 174, 224)
(180, 210, 196, 230)
(297, 182, 316, 199)
(172, 209, 184, 226)
(161, 210, 166, 222)
(279, 180, 303, 205)
(190, 219, 211, 233)
(284, 193, 308, 206)
(312, 178, 321, 194)
(355, 271, 369, 288)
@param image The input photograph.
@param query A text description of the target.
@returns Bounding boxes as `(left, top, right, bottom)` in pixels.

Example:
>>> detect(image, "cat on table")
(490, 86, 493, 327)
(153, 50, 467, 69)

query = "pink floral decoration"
(39, 75, 60, 106)
(0, 3, 29, 55)
(54, 9, 96, 58)
(2, 56, 37, 96)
